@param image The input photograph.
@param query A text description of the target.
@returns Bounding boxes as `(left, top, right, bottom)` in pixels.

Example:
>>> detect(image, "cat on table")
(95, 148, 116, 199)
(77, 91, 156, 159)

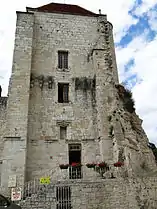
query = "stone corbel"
(30, 80, 34, 88)
(104, 23, 110, 45)
(47, 76, 53, 89)
(30, 74, 35, 88)
(108, 55, 113, 68)
(99, 21, 105, 33)
(38, 75, 44, 89)
(104, 23, 110, 34)
(108, 125, 114, 138)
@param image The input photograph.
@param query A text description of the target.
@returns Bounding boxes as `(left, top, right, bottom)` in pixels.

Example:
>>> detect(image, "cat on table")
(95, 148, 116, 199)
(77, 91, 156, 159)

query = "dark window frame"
(58, 51, 68, 69)
(58, 83, 69, 103)
(56, 186, 71, 209)
(68, 143, 82, 179)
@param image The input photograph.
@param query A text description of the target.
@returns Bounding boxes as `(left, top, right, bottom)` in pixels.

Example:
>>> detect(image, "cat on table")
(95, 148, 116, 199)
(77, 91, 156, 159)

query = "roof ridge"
(26, 2, 98, 17)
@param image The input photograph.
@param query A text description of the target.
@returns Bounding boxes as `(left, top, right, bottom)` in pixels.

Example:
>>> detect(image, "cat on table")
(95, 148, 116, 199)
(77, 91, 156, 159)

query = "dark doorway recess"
(68, 144, 82, 179)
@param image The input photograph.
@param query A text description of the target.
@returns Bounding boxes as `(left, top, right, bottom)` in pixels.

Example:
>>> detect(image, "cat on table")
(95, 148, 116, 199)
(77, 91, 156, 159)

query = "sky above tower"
(0, 0, 157, 145)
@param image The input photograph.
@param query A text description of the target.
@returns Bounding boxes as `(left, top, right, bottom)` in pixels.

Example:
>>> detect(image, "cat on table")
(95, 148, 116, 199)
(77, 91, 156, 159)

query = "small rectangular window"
(58, 83, 69, 103)
(58, 51, 68, 69)
(60, 127, 67, 140)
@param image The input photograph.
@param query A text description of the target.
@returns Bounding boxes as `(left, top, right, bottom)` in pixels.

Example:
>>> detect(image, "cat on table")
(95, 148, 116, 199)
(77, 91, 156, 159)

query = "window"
(69, 144, 82, 179)
(56, 186, 71, 209)
(58, 51, 68, 69)
(60, 126, 67, 140)
(58, 83, 69, 103)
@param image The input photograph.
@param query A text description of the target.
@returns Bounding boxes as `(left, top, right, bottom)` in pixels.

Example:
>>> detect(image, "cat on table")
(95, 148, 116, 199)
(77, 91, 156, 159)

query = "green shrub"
(115, 84, 135, 113)
(148, 142, 157, 163)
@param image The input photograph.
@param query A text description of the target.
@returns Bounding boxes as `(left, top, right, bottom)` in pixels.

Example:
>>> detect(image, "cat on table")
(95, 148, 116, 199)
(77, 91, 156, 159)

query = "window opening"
(56, 186, 71, 209)
(68, 144, 82, 179)
(60, 126, 67, 140)
(58, 83, 69, 103)
(58, 51, 68, 69)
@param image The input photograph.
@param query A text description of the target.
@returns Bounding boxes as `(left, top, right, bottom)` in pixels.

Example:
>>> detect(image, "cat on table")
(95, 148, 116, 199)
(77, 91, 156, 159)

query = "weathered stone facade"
(0, 3, 157, 208)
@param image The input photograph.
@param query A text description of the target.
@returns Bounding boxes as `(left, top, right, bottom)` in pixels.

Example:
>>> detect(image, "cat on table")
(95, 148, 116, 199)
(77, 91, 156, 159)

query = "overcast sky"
(0, 0, 157, 144)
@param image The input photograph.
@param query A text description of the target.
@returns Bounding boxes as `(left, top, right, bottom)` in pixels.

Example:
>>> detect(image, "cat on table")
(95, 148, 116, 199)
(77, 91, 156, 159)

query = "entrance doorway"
(68, 144, 82, 179)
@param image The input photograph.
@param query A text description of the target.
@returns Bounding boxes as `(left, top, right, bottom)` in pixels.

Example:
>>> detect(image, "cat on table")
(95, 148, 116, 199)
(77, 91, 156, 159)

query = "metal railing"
(22, 165, 60, 200)
(69, 166, 82, 179)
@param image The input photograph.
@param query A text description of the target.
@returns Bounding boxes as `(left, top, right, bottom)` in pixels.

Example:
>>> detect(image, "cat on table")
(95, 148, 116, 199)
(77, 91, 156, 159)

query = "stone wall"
(20, 177, 157, 209)
(0, 97, 7, 156)
(1, 11, 34, 191)
(0, 97, 7, 185)
(26, 12, 116, 180)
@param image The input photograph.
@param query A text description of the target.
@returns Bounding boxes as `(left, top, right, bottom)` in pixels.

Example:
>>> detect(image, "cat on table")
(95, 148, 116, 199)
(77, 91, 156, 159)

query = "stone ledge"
(4, 137, 23, 141)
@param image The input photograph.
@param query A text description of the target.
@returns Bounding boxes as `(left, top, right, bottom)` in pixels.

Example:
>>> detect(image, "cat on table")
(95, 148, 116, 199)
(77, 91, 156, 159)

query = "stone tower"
(0, 3, 157, 208)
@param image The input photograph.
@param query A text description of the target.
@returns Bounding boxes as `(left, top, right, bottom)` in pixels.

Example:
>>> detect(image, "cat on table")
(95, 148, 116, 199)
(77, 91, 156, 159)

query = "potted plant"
(71, 162, 82, 167)
(59, 164, 69, 169)
(114, 162, 124, 167)
(97, 162, 107, 168)
(93, 162, 109, 177)
(86, 163, 96, 168)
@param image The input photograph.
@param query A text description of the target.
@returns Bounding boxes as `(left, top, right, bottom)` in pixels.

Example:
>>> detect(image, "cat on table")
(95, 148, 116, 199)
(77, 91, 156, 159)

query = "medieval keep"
(0, 2, 157, 208)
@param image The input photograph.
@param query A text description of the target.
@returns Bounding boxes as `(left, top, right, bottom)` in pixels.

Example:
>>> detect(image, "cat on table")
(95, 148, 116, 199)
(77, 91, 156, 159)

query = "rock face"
(0, 3, 157, 208)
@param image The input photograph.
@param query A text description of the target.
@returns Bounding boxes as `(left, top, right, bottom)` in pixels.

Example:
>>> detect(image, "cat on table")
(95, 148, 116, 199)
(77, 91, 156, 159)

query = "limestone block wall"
(26, 12, 111, 180)
(92, 20, 120, 163)
(20, 177, 157, 209)
(1, 11, 34, 192)
(0, 98, 7, 158)
(0, 97, 7, 185)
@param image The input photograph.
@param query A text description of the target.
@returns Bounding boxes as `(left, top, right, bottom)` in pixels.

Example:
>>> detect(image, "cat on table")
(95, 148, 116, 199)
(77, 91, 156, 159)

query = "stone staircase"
(18, 165, 104, 208)
(0, 164, 120, 209)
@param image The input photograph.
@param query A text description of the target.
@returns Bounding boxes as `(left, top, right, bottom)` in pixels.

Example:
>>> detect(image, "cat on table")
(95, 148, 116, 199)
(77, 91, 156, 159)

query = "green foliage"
(123, 89, 135, 113)
(153, 149, 157, 163)
(148, 142, 157, 163)
(116, 84, 135, 113)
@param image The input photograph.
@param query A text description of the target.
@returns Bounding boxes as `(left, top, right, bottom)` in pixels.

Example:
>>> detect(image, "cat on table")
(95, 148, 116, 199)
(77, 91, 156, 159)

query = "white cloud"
(133, 0, 157, 16)
(147, 9, 157, 31)
(116, 31, 157, 144)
